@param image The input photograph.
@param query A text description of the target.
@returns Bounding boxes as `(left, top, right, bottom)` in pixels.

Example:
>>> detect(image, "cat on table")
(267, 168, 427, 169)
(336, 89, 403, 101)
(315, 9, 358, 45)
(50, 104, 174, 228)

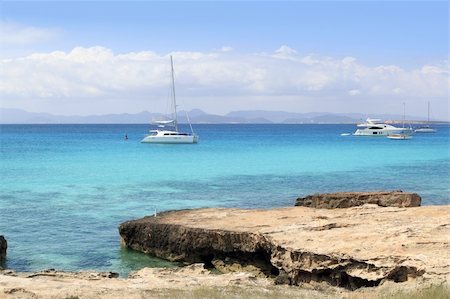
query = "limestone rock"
(119, 205, 449, 290)
(295, 191, 421, 208)
(0, 236, 6, 262)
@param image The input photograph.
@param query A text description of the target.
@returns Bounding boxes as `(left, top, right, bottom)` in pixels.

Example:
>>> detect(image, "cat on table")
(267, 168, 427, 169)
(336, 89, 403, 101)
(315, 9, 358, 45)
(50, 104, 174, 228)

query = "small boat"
(415, 101, 437, 133)
(387, 103, 413, 140)
(414, 126, 436, 133)
(141, 56, 199, 144)
(387, 133, 412, 140)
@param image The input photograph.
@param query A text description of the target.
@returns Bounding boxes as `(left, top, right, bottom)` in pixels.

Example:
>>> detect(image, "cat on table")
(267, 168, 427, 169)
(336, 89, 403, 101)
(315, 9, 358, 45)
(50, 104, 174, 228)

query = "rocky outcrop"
(119, 205, 450, 290)
(295, 191, 421, 208)
(0, 236, 6, 263)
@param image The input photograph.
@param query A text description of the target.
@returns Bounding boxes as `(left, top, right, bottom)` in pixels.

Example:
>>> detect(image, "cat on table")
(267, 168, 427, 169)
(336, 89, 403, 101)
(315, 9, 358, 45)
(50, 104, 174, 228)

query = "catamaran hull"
(141, 135, 199, 144)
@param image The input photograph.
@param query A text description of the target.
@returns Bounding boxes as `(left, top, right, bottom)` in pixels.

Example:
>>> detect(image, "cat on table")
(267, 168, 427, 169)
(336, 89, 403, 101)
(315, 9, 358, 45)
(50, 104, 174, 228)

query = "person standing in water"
(124, 134, 128, 140)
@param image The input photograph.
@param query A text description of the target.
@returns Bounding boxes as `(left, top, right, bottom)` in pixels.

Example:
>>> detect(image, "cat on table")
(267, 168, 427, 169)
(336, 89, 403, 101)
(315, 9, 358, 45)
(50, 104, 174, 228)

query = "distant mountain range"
(0, 108, 445, 124)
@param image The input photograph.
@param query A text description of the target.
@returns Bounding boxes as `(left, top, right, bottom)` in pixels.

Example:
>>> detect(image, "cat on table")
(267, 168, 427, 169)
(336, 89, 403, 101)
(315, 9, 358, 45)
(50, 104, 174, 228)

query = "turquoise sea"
(1, 124, 449, 275)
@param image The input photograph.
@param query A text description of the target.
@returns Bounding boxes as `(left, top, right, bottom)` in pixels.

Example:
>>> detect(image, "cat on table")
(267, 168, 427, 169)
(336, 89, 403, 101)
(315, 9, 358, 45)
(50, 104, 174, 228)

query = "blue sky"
(0, 1, 448, 118)
(2, 1, 447, 67)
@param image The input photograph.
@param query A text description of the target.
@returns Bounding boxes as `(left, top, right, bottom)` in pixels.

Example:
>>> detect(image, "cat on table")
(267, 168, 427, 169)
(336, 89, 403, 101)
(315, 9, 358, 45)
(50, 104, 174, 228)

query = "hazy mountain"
(226, 110, 307, 123)
(0, 108, 439, 124)
(0, 108, 158, 124)
(311, 114, 357, 123)
(0, 108, 55, 124)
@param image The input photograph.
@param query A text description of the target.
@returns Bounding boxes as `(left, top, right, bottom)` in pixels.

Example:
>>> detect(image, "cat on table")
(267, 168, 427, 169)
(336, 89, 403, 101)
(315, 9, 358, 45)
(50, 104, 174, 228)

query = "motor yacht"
(353, 118, 412, 136)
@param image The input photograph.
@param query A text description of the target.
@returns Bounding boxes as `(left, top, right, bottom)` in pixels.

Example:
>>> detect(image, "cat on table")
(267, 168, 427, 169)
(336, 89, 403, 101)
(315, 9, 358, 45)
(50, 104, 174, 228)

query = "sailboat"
(141, 56, 199, 144)
(387, 102, 413, 140)
(415, 101, 437, 133)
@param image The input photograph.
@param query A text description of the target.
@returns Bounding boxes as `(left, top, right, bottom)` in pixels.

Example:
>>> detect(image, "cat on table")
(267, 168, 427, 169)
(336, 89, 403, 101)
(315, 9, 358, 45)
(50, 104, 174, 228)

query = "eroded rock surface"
(295, 191, 421, 208)
(119, 205, 449, 290)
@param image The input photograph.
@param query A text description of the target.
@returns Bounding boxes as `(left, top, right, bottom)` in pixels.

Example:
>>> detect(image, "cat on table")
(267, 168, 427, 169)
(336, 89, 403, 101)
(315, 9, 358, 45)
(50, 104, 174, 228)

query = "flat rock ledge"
(295, 191, 421, 209)
(0, 265, 276, 299)
(119, 205, 450, 290)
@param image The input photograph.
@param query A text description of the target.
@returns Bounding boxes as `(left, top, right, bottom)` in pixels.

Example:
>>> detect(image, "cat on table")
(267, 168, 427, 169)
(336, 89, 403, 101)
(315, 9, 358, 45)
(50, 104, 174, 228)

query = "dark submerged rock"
(0, 235, 7, 266)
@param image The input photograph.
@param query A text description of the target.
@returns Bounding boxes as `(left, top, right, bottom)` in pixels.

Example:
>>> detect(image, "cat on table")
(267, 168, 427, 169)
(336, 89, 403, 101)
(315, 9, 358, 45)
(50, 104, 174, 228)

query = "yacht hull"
(354, 128, 412, 136)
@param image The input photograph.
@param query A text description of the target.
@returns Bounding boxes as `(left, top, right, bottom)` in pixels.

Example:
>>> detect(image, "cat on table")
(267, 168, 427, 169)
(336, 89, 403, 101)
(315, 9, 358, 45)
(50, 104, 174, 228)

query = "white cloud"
(0, 46, 448, 118)
(348, 89, 361, 96)
(275, 45, 297, 55)
(0, 21, 60, 45)
(219, 46, 233, 52)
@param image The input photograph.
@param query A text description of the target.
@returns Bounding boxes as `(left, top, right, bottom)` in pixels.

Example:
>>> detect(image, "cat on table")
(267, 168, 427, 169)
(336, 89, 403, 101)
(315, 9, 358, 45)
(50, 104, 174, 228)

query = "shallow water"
(1, 124, 449, 274)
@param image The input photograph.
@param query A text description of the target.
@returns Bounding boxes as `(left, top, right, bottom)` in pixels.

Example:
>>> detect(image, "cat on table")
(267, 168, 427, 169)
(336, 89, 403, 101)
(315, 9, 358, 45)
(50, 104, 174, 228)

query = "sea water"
(1, 124, 449, 275)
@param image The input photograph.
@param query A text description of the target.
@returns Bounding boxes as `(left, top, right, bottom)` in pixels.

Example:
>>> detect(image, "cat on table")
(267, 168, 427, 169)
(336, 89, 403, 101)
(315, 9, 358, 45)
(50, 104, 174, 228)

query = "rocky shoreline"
(119, 199, 449, 291)
(1, 191, 449, 298)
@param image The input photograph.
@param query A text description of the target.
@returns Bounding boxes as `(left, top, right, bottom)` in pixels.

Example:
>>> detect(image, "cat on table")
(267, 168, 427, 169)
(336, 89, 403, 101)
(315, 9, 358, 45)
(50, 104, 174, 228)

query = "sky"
(0, 1, 448, 119)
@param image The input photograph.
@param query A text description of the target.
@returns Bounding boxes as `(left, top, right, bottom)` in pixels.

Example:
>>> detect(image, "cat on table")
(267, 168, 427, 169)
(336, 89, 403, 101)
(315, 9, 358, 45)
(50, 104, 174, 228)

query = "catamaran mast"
(427, 101, 430, 124)
(170, 55, 178, 132)
(402, 102, 405, 129)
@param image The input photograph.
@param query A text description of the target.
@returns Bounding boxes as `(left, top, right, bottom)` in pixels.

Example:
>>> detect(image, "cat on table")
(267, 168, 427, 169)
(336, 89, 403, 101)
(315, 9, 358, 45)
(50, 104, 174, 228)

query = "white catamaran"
(141, 56, 199, 144)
